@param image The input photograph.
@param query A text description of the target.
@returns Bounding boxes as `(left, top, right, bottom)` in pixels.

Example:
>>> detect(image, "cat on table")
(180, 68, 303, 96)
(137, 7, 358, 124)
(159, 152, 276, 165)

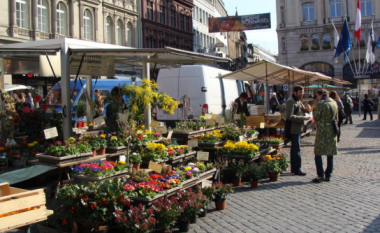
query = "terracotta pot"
(77, 224, 108, 233)
(215, 200, 226, 210)
(91, 149, 96, 157)
(96, 147, 106, 155)
(250, 180, 259, 188)
(83, 121, 88, 127)
(77, 121, 83, 128)
(233, 179, 241, 187)
(132, 163, 140, 171)
(268, 172, 280, 182)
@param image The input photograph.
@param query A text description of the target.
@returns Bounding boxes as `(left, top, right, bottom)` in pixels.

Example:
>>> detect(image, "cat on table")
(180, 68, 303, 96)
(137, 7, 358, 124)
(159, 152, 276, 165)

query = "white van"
(156, 65, 254, 125)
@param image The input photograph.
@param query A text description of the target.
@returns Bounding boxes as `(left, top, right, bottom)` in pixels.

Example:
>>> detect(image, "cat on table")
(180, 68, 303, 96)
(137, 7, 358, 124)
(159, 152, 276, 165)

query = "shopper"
(94, 89, 105, 117)
(343, 93, 353, 124)
(234, 92, 251, 117)
(312, 89, 338, 183)
(329, 91, 344, 142)
(105, 87, 125, 134)
(362, 94, 374, 121)
(285, 85, 311, 176)
(26, 93, 34, 109)
(15, 93, 31, 115)
(269, 93, 280, 114)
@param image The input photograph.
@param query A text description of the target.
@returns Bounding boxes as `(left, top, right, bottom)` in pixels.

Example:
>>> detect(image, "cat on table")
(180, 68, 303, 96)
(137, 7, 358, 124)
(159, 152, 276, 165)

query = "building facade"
(141, 0, 193, 50)
(276, 0, 380, 100)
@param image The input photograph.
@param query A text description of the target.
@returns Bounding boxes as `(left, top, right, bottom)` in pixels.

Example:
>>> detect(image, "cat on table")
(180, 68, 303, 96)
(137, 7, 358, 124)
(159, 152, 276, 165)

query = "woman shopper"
(362, 94, 374, 121)
(312, 89, 338, 183)
(343, 94, 353, 124)
(329, 91, 344, 142)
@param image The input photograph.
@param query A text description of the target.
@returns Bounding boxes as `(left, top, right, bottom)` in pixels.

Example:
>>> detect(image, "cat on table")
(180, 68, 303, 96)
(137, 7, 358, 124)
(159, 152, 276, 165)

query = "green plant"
(228, 161, 246, 180)
(199, 186, 216, 202)
(114, 204, 156, 233)
(262, 154, 282, 173)
(245, 164, 263, 181)
(75, 100, 87, 119)
(213, 182, 234, 202)
(176, 190, 204, 222)
(130, 170, 150, 182)
(222, 126, 244, 142)
(39, 208, 73, 233)
(152, 196, 181, 231)
(0, 155, 8, 167)
(278, 153, 290, 169)
(129, 152, 142, 164)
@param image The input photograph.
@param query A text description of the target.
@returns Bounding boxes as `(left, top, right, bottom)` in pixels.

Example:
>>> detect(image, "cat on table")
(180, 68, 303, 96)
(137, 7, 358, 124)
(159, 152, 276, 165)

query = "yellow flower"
(33, 141, 38, 145)
(265, 155, 272, 159)
(69, 137, 76, 143)
(111, 136, 118, 141)
(88, 123, 93, 127)
(200, 116, 205, 120)
(28, 143, 34, 147)
(141, 125, 145, 129)
(184, 166, 192, 171)
(99, 134, 106, 139)
(118, 161, 126, 164)
(132, 104, 138, 112)
(0, 147, 5, 151)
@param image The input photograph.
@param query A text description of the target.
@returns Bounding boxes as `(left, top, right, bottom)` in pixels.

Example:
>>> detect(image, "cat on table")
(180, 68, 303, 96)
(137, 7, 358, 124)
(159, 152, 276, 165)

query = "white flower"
(193, 168, 199, 172)
(188, 163, 195, 166)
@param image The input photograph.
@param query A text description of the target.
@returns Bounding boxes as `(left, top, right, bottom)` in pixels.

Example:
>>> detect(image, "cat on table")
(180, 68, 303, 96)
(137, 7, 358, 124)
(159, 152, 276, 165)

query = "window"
(170, 8, 176, 27)
(330, 0, 342, 17)
(196, 7, 198, 20)
(301, 62, 335, 77)
(16, 0, 29, 29)
(282, 37, 286, 52)
(360, 31, 366, 48)
(300, 34, 309, 51)
(146, 0, 153, 20)
(197, 31, 199, 45)
(106, 17, 113, 44)
(322, 33, 331, 49)
(117, 20, 123, 46)
(37, 0, 48, 32)
(159, 5, 166, 24)
(180, 14, 184, 30)
(280, 6, 285, 23)
(361, 0, 372, 16)
(57, 2, 67, 35)
(302, 3, 315, 21)
(127, 23, 133, 46)
(206, 13, 208, 26)
(185, 16, 190, 31)
(83, 10, 93, 40)
(311, 34, 320, 50)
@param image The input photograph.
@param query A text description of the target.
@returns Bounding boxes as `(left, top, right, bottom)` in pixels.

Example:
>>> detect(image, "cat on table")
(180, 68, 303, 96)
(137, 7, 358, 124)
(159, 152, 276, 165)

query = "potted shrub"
(194, 186, 212, 218)
(213, 182, 234, 210)
(113, 204, 156, 233)
(129, 152, 142, 171)
(152, 196, 181, 233)
(96, 134, 107, 155)
(278, 152, 290, 172)
(38, 208, 73, 233)
(75, 100, 86, 128)
(228, 161, 246, 187)
(176, 190, 203, 231)
(262, 154, 282, 181)
(86, 136, 100, 157)
(244, 164, 263, 188)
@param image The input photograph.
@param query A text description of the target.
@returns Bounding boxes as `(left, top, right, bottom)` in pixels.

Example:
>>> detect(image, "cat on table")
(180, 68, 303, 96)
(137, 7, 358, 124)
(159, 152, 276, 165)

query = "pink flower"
(23, 107, 31, 114)
(176, 149, 183, 153)
(185, 171, 193, 178)
(154, 133, 161, 137)
(101, 161, 114, 169)
(80, 163, 90, 167)
(123, 184, 135, 191)
(168, 151, 175, 156)
(14, 154, 21, 158)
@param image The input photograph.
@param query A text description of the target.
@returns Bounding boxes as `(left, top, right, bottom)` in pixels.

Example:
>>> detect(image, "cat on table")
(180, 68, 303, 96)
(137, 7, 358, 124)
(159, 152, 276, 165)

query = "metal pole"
(142, 56, 151, 130)
(86, 76, 94, 127)
(359, 80, 361, 116)
(0, 58, 5, 141)
(265, 62, 269, 136)
(61, 43, 72, 140)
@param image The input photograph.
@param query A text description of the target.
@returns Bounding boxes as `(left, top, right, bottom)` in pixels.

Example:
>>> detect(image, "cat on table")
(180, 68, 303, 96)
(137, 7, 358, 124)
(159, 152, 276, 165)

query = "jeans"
(363, 110, 373, 120)
(290, 134, 302, 173)
(315, 156, 334, 179)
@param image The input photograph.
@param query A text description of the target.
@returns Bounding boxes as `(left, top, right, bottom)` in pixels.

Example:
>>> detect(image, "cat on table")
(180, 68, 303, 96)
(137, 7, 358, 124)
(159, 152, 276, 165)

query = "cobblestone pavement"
(189, 113, 380, 233)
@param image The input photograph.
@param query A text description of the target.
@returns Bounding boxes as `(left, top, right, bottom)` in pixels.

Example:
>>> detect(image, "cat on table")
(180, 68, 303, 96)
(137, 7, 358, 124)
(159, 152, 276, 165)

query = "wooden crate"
(0, 182, 51, 232)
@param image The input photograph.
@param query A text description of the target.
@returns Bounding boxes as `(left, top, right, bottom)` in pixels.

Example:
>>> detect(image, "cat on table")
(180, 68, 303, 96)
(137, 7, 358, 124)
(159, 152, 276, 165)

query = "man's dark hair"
(111, 87, 121, 97)
(239, 92, 248, 99)
(316, 89, 328, 96)
(293, 85, 304, 93)
(364, 94, 368, 98)
(94, 89, 99, 93)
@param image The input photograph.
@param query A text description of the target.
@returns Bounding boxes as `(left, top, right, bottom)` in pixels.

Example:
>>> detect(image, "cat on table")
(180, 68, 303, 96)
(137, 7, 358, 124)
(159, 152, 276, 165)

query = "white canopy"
(4, 84, 34, 91)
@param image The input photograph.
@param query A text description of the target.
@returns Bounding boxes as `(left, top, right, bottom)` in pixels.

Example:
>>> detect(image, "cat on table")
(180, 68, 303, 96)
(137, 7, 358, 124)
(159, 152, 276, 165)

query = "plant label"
(167, 131, 173, 139)
(149, 161, 162, 173)
(94, 116, 105, 127)
(215, 117, 225, 124)
(188, 139, 198, 149)
(118, 113, 129, 123)
(156, 126, 168, 134)
(260, 122, 265, 129)
(202, 180, 213, 188)
(239, 136, 244, 142)
(206, 119, 215, 126)
(197, 152, 209, 161)
(204, 114, 211, 119)
(150, 120, 161, 128)
(44, 127, 58, 139)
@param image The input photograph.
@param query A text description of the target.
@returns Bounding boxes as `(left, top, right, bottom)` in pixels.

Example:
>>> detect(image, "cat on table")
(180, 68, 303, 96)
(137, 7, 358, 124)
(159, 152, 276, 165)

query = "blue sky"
(223, 0, 278, 55)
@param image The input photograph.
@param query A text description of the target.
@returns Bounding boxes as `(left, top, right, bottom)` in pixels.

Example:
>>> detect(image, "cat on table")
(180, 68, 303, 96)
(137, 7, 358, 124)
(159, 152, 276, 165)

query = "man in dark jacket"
(363, 94, 374, 121)
(234, 92, 251, 117)
(269, 93, 280, 114)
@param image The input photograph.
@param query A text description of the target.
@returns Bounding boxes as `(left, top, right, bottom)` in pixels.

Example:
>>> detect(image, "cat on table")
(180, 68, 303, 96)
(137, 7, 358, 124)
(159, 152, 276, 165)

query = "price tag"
(118, 113, 129, 123)
(206, 119, 215, 126)
(201, 180, 213, 188)
(44, 127, 58, 139)
(260, 122, 265, 129)
(150, 120, 161, 128)
(156, 126, 168, 134)
(239, 136, 244, 142)
(148, 161, 162, 173)
(204, 114, 211, 119)
(167, 131, 173, 139)
(188, 139, 198, 149)
(215, 117, 225, 124)
(197, 151, 209, 161)
(94, 116, 105, 127)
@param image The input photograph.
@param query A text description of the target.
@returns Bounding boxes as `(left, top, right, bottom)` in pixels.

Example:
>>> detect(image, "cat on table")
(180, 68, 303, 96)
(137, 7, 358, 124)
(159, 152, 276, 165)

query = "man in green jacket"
(286, 85, 311, 176)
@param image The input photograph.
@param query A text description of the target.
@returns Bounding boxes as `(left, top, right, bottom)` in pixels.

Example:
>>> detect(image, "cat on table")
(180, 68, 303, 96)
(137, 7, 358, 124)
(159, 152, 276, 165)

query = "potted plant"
(113, 204, 156, 233)
(244, 164, 263, 188)
(262, 154, 282, 181)
(228, 161, 246, 186)
(86, 136, 100, 157)
(152, 196, 181, 233)
(176, 190, 203, 232)
(194, 186, 212, 218)
(9, 150, 26, 167)
(38, 208, 73, 233)
(129, 152, 142, 171)
(75, 100, 86, 128)
(96, 134, 107, 155)
(0, 153, 8, 170)
(278, 152, 290, 172)
(213, 182, 234, 210)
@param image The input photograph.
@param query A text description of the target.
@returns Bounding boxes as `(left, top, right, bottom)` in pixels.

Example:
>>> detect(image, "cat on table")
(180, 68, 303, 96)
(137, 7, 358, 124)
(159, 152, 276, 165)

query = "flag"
(366, 21, 376, 66)
(332, 21, 340, 63)
(376, 37, 380, 48)
(355, 0, 362, 43)
(334, 19, 352, 62)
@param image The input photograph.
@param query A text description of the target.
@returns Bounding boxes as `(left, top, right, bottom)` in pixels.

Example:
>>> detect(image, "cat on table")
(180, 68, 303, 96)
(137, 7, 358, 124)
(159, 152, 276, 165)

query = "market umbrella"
(305, 84, 349, 90)
(4, 84, 34, 91)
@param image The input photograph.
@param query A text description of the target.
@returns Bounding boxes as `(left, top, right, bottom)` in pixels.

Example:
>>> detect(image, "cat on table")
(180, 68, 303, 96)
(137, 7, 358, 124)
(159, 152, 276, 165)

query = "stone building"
(276, 0, 380, 100)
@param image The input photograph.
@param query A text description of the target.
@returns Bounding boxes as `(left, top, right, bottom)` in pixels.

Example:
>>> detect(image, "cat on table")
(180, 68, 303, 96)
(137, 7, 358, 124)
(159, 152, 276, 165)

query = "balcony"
(327, 17, 343, 24)
(280, 23, 286, 28)
(301, 20, 317, 26)
(362, 15, 374, 22)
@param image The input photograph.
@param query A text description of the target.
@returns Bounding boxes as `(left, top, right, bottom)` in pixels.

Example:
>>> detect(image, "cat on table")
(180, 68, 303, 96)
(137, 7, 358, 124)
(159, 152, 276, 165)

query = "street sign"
(283, 84, 288, 91)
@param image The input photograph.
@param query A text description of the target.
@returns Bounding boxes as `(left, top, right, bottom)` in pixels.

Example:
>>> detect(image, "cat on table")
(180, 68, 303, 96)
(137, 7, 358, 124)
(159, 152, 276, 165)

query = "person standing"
(285, 85, 311, 176)
(343, 94, 353, 124)
(26, 93, 34, 109)
(105, 87, 126, 134)
(329, 91, 344, 142)
(312, 89, 338, 183)
(362, 94, 374, 121)
(94, 89, 105, 117)
(269, 93, 280, 114)
(234, 92, 251, 117)
(15, 93, 31, 115)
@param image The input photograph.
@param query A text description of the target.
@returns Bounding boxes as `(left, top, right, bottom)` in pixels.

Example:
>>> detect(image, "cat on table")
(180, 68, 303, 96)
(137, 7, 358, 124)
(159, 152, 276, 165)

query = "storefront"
(12, 74, 60, 96)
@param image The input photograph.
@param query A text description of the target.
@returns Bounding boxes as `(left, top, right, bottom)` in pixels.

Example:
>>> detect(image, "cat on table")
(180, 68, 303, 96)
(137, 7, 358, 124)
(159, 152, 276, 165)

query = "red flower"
(8, 150, 13, 155)
(137, 136, 144, 140)
(89, 137, 95, 140)
(22, 139, 27, 144)
(62, 219, 68, 226)
(33, 95, 42, 103)
(42, 104, 47, 112)
(23, 107, 31, 114)
(90, 202, 97, 210)
(82, 195, 89, 202)
(70, 206, 75, 213)
(19, 144, 23, 148)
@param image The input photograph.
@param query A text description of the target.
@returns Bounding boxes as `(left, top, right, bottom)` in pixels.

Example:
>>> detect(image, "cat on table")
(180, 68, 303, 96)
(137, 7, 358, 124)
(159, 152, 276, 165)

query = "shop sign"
(294, 28, 323, 35)
(70, 55, 115, 76)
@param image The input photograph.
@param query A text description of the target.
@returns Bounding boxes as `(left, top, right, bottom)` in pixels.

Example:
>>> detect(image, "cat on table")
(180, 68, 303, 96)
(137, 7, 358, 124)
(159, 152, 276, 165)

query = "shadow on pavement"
(232, 180, 310, 193)
(362, 214, 380, 232)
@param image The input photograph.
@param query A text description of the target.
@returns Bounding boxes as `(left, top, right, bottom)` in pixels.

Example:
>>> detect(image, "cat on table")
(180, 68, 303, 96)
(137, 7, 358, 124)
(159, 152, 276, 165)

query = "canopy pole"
(0, 58, 5, 141)
(142, 56, 151, 130)
(86, 76, 95, 127)
(265, 62, 269, 136)
(359, 80, 361, 117)
(61, 43, 72, 140)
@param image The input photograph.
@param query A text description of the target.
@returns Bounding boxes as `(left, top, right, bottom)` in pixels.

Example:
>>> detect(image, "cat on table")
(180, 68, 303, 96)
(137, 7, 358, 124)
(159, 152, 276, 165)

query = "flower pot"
(83, 121, 88, 127)
(91, 149, 97, 157)
(282, 167, 288, 172)
(178, 220, 190, 232)
(233, 179, 241, 187)
(215, 200, 226, 210)
(77, 121, 83, 128)
(250, 180, 259, 188)
(132, 163, 140, 172)
(96, 147, 106, 155)
(77, 224, 108, 233)
(268, 172, 280, 182)
(190, 215, 197, 224)
(199, 208, 207, 218)
(11, 160, 23, 167)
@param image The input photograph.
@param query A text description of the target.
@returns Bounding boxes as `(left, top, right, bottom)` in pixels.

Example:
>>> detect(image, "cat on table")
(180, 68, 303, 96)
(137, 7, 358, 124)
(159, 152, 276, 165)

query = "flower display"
(72, 160, 128, 177)
(113, 204, 156, 233)
(199, 130, 223, 143)
(221, 141, 260, 159)
(177, 163, 200, 180)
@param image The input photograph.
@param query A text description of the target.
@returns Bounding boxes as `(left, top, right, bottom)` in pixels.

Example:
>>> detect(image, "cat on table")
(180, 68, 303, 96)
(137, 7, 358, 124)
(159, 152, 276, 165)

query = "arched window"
(127, 23, 133, 46)
(37, 0, 48, 32)
(300, 34, 309, 51)
(57, 2, 67, 35)
(106, 17, 113, 44)
(117, 20, 123, 46)
(301, 62, 335, 77)
(330, 0, 342, 17)
(311, 34, 320, 50)
(83, 10, 93, 40)
(302, 3, 315, 21)
(361, 0, 372, 16)
(16, 0, 29, 29)
(322, 33, 331, 49)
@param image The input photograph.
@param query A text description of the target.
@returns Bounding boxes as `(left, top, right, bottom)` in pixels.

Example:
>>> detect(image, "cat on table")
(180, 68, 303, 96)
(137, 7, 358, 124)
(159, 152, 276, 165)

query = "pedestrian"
(105, 87, 126, 134)
(362, 94, 374, 121)
(329, 91, 344, 142)
(26, 93, 34, 109)
(269, 93, 280, 114)
(234, 92, 251, 117)
(12, 93, 19, 102)
(15, 93, 31, 115)
(285, 85, 311, 176)
(94, 89, 105, 117)
(312, 89, 338, 183)
(343, 93, 353, 124)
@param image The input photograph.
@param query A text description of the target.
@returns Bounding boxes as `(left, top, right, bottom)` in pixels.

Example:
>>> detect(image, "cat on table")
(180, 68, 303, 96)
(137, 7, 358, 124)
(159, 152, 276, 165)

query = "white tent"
(4, 84, 34, 91)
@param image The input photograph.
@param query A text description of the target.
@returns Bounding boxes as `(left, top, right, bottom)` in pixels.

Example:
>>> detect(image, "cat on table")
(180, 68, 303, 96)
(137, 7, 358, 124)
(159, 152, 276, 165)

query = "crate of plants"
(255, 137, 284, 149)
(258, 142, 272, 155)
(140, 142, 170, 167)
(166, 145, 191, 163)
(221, 141, 260, 160)
(175, 163, 200, 189)
(198, 130, 226, 147)
(105, 134, 127, 153)
(0, 182, 52, 232)
(196, 162, 217, 179)
(36, 137, 94, 165)
(71, 160, 130, 183)
(221, 126, 247, 142)
(149, 168, 183, 195)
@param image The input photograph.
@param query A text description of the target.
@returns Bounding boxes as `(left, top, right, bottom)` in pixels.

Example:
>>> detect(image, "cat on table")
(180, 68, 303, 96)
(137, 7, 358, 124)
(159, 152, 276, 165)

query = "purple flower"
(89, 168, 102, 173)
(73, 166, 83, 173)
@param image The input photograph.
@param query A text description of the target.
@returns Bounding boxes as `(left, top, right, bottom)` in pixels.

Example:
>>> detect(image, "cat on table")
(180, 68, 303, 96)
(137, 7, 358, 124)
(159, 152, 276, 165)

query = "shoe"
(294, 172, 307, 176)
(312, 177, 324, 183)
(349, 122, 353, 124)
(324, 178, 330, 182)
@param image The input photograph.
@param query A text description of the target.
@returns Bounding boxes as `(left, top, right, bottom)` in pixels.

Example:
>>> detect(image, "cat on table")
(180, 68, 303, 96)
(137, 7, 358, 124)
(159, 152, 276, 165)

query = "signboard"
(70, 55, 115, 76)
(239, 136, 244, 142)
(156, 126, 168, 134)
(118, 113, 129, 123)
(188, 139, 199, 149)
(202, 180, 213, 188)
(354, 75, 371, 79)
(167, 131, 173, 139)
(206, 119, 215, 126)
(149, 161, 162, 173)
(260, 122, 265, 129)
(215, 117, 225, 124)
(209, 13, 271, 33)
(197, 152, 209, 161)
(150, 120, 161, 128)
(204, 114, 211, 119)
(44, 127, 58, 139)
(283, 84, 288, 91)
(94, 116, 105, 127)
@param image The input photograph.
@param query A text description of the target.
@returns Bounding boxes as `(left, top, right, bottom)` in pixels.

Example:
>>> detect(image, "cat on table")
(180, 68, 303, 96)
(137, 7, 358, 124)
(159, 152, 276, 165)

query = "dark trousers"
(290, 134, 302, 173)
(344, 114, 352, 124)
(363, 110, 373, 120)
(315, 156, 334, 179)
(271, 107, 276, 114)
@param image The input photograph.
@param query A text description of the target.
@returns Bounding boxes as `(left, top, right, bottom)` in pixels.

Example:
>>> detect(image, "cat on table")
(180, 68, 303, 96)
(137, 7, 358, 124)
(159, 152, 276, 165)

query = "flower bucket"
(190, 215, 197, 224)
(178, 220, 190, 232)
(268, 172, 280, 182)
(11, 160, 23, 167)
(250, 180, 259, 188)
(215, 200, 226, 210)
(132, 163, 140, 172)
(91, 149, 96, 157)
(199, 208, 207, 218)
(232, 179, 241, 187)
(96, 147, 106, 155)
(77, 121, 83, 128)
